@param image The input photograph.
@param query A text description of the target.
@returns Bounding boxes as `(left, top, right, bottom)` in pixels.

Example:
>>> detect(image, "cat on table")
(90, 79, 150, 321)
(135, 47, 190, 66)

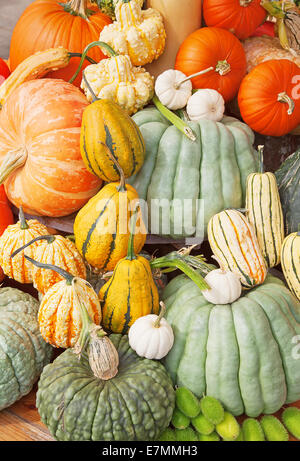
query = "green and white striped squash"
(0, 287, 52, 410)
(162, 274, 300, 417)
(281, 230, 300, 301)
(128, 107, 258, 239)
(208, 209, 267, 288)
(246, 148, 284, 268)
(275, 151, 300, 235)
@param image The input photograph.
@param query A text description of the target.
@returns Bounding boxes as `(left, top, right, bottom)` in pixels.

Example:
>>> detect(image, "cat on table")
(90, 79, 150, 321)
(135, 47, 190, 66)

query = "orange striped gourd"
(208, 209, 267, 288)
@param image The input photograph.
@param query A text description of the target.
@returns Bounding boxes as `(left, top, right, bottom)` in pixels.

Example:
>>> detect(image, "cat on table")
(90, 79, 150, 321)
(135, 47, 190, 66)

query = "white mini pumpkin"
(128, 302, 174, 360)
(186, 89, 225, 122)
(202, 257, 242, 305)
(155, 69, 192, 110)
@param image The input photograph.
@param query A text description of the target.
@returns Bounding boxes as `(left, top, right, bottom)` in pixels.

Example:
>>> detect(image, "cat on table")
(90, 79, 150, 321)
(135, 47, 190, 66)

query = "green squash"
(91, 0, 144, 19)
(0, 287, 52, 410)
(129, 107, 258, 238)
(162, 274, 300, 417)
(37, 334, 175, 441)
(275, 151, 300, 235)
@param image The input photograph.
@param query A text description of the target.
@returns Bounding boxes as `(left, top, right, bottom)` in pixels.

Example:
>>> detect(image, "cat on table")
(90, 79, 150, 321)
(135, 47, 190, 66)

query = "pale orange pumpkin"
(0, 79, 101, 217)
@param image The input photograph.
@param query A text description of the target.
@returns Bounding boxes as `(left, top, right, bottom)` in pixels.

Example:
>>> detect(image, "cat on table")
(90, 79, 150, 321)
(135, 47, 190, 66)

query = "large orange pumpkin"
(203, 0, 267, 40)
(9, 0, 112, 87)
(238, 59, 300, 137)
(175, 27, 247, 102)
(0, 79, 101, 217)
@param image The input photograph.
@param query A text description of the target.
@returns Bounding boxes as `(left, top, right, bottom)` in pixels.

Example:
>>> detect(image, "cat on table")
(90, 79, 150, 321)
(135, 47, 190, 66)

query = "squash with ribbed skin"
(275, 151, 300, 235)
(80, 98, 145, 182)
(246, 146, 284, 268)
(208, 209, 267, 288)
(162, 274, 300, 417)
(281, 230, 300, 301)
(128, 107, 258, 238)
(0, 208, 48, 283)
(0, 287, 52, 410)
(37, 334, 175, 441)
(92, 0, 144, 19)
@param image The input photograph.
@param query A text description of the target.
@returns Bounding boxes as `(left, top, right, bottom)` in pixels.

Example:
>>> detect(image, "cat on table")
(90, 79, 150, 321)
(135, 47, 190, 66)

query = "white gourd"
(154, 69, 192, 110)
(186, 89, 225, 122)
(202, 257, 242, 304)
(128, 302, 174, 359)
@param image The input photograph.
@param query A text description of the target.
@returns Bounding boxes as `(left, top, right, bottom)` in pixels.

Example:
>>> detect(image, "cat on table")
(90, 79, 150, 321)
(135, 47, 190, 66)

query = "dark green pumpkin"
(36, 334, 175, 441)
(162, 274, 300, 417)
(0, 287, 52, 410)
(275, 151, 300, 234)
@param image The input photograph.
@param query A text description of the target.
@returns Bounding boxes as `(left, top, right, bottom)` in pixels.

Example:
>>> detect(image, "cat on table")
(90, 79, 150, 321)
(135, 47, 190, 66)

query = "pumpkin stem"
(277, 92, 295, 115)
(215, 60, 231, 76)
(258, 145, 265, 174)
(153, 95, 197, 141)
(105, 148, 126, 191)
(23, 255, 75, 285)
(18, 207, 29, 230)
(69, 41, 117, 84)
(240, 0, 253, 6)
(154, 301, 166, 328)
(126, 204, 140, 261)
(62, 0, 91, 20)
(11, 235, 56, 259)
(211, 255, 226, 273)
(0, 149, 27, 185)
(174, 67, 214, 89)
(68, 52, 98, 65)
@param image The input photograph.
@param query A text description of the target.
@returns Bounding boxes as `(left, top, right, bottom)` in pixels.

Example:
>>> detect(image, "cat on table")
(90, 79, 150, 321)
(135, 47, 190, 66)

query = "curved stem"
(24, 255, 74, 285)
(68, 52, 98, 65)
(82, 70, 98, 102)
(153, 96, 196, 142)
(257, 145, 265, 174)
(174, 67, 214, 89)
(18, 207, 28, 230)
(126, 204, 140, 261)
(63, 0, 90, 20)
(69, 41, 117, 84)
(0, 149, 27, 185)
(11, 235, 56, 259)
(215, 60, 231, 76)
(211, 255, 226, 273)
(154, 301, 166, 328)
(105, 149, 126, 191)
(277, 92, 295, 115)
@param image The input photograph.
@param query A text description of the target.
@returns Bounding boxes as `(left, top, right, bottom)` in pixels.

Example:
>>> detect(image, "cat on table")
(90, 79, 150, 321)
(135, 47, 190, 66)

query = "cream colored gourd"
(154, 69, 192, 110)
(281, 229, 300, 301)
(128, 302, 174, 360)
(186, 89, 225, 122)
(202, 257, 242, 305)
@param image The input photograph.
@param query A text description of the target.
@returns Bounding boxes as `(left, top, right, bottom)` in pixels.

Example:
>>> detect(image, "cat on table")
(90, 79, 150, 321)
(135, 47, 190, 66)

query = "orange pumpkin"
(203, 0, 267, 40)
(9, 0, 112, 87)
(0, 79, 101, 217)
(0, 185, 14, 282)
(175, 27, 247, 102)
(238, 59, 300, 137)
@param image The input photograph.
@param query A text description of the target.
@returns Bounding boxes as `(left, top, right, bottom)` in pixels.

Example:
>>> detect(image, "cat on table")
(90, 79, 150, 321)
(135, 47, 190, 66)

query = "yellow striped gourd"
(74, 155, 146, 271)
(281, 229, 300, 301)
(208, 209, 267, 288)
(100, 207, 159, 334)
(246, 146, 284, 268)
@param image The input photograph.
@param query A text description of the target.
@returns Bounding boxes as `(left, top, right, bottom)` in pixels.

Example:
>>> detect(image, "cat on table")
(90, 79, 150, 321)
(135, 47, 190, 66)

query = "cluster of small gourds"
(159, 387, 300, 442)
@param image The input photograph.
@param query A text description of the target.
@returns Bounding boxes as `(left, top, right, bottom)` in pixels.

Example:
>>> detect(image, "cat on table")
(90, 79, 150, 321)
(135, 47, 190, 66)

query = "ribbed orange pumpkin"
(13, 235, 87, 295)
(0, 79, 101, 217)
(9, 0, 112, 87)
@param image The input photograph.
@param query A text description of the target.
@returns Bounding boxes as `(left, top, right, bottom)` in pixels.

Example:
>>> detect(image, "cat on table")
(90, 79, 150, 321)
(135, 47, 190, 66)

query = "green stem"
(69, 41, 117, 84)
(19, 207, 29, 230)
(82, 70, 98, 102)
(126, 205, 140, 261)
(152, 96, 196, 142)
(105, 149, 126, 191)
(150, 255, 210, 291)
(154, 302, 166, 328)
(11, 235, 56, 259)
(258, 145, 265, 174)
(68, 52, 98, 65)
(23, 256, 74, 285)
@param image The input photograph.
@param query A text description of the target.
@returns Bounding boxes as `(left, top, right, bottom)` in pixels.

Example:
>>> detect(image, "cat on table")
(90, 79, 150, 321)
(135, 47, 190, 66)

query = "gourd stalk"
(18, 207, 29, 230)
(153, 96, 196, 141)
(11, 235, 56, 259)
(23, 256, 75, 285)
(154, 302, 166, 328)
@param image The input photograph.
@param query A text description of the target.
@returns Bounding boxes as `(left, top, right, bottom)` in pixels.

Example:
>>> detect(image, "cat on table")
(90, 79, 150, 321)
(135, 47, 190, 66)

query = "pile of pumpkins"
(0, 0, 299, 442)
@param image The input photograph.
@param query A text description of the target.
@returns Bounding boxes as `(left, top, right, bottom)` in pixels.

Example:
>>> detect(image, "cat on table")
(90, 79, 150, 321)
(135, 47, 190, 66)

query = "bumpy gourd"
(100, 0, 166, 66)
(163, 274, 300, 417)
(0, 287, 52, 410)
(175, 388, 201, 419)
(94, 0, 144, 19)
(200, 396, 224, 425)
(282, 407, 300, 440)
(171, 409, 190, 430)
(215, 412, 240, 441)
(175, 427, 198, 442)
(260, 415, 289, 442)
(242, 418, 265, 441)
(191, 414, 214, 435)
(128, 107, 258, 238)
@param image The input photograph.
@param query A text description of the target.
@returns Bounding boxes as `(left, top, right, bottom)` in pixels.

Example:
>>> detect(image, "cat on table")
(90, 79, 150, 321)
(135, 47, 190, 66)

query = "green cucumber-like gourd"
(260, 415, 289, 442)
(281, 229, 300, 301)
(200, 396, 224, 425)
(171, 408, 190, 429)
(162, 274, 300, 417)
(215, 412, 240, 441)
(0, 287, 52, 410)
(191, 414, 215, 435)
(37, 334, 175, 441)
(242, 418, 265, 441)
(282, 407, 300, 440)
(246, 146, 284, 268)
(208, 209, 267, 287)
(275, 151, 300, 234)
(128, 107, 258, 238)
